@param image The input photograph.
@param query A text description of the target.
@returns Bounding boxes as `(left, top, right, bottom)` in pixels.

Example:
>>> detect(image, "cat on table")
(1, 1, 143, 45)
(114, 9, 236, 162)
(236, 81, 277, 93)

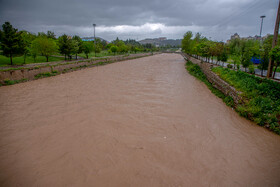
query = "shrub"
(249, 65, 255, 74)
(227, 64, 233, 69)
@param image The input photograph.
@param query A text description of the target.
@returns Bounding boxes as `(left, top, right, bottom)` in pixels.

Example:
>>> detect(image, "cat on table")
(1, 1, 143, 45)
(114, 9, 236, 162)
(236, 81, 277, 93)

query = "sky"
(0, 0, 278, 42)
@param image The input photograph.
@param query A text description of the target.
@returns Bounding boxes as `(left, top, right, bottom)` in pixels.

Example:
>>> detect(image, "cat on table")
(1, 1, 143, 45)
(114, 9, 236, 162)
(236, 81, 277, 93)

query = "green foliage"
(227, 64, 233, 68)
(269, 46, 280, 77)
(182, 31, 194, 54)
(31, 37, 58, 62)
(249, 64, 255, 74)
(212, 67, 280, 134)
(0, 22, 24, 65)
(3, 78, 27, 85)
(110, 45, 118, 55)
(58, 34, 74, 60)
(0, 55, 63, 66)
(34, 71, 58, 79)
(82, 42, 94, 59)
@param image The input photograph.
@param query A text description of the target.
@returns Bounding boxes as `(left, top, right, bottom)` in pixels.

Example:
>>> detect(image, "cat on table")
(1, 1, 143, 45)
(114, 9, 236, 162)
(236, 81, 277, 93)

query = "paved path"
(0, 54, 280, 186)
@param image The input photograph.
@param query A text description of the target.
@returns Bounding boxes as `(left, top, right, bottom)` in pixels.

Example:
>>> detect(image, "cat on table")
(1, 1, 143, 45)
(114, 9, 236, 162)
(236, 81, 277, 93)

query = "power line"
(214, 0, 266, 28)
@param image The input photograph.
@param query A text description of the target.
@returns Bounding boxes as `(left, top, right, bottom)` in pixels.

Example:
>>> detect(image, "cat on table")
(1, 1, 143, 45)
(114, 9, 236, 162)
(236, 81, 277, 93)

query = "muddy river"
(0, 53, 280, 186)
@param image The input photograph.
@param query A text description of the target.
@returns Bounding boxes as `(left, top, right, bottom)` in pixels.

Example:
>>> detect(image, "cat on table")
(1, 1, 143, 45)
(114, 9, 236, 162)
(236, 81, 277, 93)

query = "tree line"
(0, 22, 159, 65)
(182, 31, 280, 78)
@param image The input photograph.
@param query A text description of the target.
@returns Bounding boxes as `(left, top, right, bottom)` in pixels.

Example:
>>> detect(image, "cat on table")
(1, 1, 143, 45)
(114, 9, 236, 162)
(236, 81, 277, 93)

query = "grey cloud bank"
(0, 0, 278, 41)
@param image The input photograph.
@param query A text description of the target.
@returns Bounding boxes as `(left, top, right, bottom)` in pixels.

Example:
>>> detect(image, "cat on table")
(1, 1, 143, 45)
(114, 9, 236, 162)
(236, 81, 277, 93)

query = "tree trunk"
(24, 53, 26, 64)
(65, 54, 66, 60)
(10, 54, 13, 65)
(46, 56, 49, 62)
(76, 54, 78, 60)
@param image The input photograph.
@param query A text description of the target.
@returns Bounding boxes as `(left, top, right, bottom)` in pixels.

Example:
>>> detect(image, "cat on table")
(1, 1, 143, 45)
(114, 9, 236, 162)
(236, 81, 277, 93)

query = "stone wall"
(181, 53, 242, 105)
(0, 53, 155, 84)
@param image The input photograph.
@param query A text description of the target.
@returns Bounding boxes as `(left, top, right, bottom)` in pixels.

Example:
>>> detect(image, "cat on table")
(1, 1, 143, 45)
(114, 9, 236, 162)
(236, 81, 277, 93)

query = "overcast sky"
(0, 0, 278, 41)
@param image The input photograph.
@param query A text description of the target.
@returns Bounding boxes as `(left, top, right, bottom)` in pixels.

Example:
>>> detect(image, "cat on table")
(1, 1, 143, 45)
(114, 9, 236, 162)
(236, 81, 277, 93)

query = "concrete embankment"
(0, 53, 157, 85)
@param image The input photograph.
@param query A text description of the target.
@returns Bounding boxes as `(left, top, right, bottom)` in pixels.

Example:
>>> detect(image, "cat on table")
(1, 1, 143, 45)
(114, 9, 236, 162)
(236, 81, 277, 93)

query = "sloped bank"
(0, 53, 157, 86)
(181, 53, 242, 105)
(181, 53, 280, 134)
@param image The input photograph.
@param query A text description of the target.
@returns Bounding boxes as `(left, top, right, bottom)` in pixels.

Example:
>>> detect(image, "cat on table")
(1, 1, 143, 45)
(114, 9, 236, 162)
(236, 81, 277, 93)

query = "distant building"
(231, 33, 240, 40)
(139, 37, 182, 47)
(81, 37, 95, 42)
(227, 33, 272, 43)
(81, 37, 108, 43)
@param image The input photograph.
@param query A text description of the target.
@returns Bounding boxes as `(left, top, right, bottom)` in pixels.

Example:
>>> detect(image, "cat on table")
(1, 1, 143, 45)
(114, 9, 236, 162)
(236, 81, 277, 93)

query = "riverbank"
(0, 53, 157, 86)
(182, 53, 280, 134)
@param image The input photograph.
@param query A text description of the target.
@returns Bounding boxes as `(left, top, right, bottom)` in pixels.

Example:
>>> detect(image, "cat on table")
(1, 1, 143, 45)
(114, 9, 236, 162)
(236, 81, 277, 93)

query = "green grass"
(212, 67, 280, 134)
(185, 61, 234, 108)
(0, 55, 64, 67)
(3, 78, 28, 85)
(34, 71, 59, 79)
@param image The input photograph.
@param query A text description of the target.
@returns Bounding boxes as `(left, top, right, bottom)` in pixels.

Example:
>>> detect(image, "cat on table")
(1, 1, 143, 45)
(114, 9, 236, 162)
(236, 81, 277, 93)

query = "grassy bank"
(0, 55, 64, 66)
(185, 60, 234, 107)
(212, 67, 280, 134)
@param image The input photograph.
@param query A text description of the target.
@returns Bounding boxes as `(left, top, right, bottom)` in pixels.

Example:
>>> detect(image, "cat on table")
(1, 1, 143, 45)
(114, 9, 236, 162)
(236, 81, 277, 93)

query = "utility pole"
(93, 24, 96, 57)
(260, 15, 266, 39)
(267, 0, 280, 78)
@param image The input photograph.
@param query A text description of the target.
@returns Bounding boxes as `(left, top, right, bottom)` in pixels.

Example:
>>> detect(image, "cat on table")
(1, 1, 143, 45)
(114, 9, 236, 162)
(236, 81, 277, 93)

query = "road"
(0, 53, 280, 186)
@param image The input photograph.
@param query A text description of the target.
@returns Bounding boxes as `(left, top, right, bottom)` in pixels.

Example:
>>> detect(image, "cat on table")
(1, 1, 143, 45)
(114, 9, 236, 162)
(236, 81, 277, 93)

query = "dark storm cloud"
(0, 0, 278, 41)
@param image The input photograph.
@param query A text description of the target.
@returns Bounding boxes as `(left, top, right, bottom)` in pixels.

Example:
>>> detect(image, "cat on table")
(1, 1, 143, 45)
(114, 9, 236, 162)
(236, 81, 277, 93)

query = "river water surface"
(0, 53, 280, 186)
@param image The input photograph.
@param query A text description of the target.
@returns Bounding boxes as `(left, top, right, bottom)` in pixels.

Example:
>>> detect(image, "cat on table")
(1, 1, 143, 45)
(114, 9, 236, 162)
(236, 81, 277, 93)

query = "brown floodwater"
(0, 53, 280, 186)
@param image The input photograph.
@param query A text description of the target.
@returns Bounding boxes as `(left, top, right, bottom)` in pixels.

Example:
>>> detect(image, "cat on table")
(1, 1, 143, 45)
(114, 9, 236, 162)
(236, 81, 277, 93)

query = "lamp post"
(93, 24, 96, 57)
(260, 15, 266, 39)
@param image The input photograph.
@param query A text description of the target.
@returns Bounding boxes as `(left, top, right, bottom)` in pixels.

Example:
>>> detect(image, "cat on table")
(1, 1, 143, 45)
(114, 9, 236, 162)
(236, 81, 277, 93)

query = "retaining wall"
(181, 53, 242, 105)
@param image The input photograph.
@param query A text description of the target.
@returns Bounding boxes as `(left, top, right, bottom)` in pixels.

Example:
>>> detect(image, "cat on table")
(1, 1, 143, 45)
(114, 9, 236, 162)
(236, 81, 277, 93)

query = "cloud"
(0, 0, 278, 41)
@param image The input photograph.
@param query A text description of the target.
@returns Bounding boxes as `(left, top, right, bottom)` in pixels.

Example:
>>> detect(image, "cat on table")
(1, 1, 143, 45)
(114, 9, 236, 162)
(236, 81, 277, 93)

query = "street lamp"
(260, 15, 266, 39)
(93, 24, 96, 57)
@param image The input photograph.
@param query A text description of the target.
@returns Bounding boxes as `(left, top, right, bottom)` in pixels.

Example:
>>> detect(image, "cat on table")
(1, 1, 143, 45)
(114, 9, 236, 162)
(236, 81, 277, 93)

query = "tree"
(182, 31, 194, 54)
(83, 42, 93, 59)
(93, 45, 102, 55)
(47, 31, 56, 40)
(220, 50, 228, 67)
(29, 39, 40, 62)
(32, 37, 57, 62)
(110, 45, 118, 55)
(241, 50, 252, 72)
(0, 22, 24, 65)
(58, 34, 70, 60)
(269, 46, 280, 78)
(21, 31, 36, 64)
(69, 39, 78, 60)
(215, 43, 224, 65)
(72, 35, 83, 59)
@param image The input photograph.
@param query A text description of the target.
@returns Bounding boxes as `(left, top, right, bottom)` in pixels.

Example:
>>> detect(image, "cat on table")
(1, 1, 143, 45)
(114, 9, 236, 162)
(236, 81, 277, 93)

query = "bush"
(249, 65, 255, 74)
(227, 64, 233, 68)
